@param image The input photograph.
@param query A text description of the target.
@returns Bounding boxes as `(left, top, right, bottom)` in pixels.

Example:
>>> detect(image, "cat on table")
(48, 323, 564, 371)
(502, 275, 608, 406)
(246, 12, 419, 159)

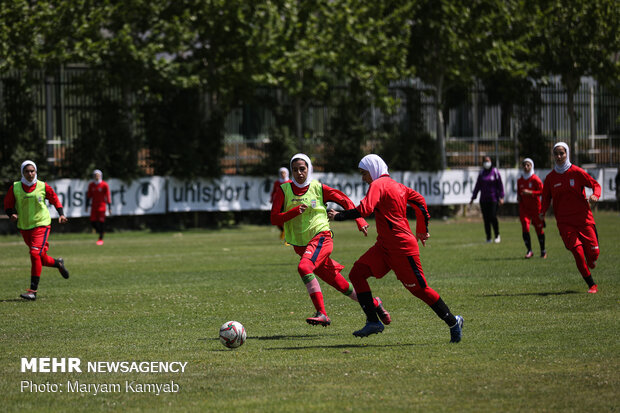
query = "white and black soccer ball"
(219, 321, 246, 349)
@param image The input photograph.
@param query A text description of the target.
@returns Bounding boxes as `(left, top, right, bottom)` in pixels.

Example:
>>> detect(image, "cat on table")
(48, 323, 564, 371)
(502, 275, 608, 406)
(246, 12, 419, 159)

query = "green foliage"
(144, 87, 223, 179)
(259, 126, 297, 176)
(0, 75, 49, 187)
(323, 84, 369, 172)
(381, 88, 441, 171)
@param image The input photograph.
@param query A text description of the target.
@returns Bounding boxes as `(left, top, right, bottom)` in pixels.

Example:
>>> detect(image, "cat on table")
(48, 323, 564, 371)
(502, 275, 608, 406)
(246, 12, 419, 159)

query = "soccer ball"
(219, 321, 246, 349)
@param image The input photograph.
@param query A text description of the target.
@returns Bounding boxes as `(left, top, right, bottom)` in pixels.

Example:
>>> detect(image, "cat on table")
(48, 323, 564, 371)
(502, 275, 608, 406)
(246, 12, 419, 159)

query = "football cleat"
(525, 251, 534, 259)
(494, 235, 501, 243)
(56, 258, 69, 279)
(96, 239, 104, 246)
(306, 312, 331, 327)
(450, 315, 464, 343)
(20, 290, 37, 301)
(374, 296, 391, 325)
(587, 285, 598, 294)
(353, 321, 384, 337)
(541, 251, 548, 259)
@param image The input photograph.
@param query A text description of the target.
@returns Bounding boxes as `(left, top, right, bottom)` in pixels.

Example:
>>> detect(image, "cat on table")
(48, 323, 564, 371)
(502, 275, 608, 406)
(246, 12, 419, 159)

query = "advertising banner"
(45, 168, 616, 217)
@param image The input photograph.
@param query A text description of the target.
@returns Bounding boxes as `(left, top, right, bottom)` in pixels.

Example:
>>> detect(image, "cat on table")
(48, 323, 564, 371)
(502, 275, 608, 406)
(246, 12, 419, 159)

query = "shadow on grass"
(0, 298, 33, 302)
(265, 342, 419, 350)
(474, 256, 536, 261)
(199, 333, 338, 342)
(482, 290, 579, 297)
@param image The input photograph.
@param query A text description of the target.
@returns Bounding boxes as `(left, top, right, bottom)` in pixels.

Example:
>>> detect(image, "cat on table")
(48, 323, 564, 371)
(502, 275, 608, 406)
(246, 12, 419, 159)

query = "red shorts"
(356, 243, 429, 289)
(90, 209, 106, 222)
(293, 231, 344, 273)
(557, 223, 598, 253)
(20, 226, 51, 254)
(519, 210, 544, 234)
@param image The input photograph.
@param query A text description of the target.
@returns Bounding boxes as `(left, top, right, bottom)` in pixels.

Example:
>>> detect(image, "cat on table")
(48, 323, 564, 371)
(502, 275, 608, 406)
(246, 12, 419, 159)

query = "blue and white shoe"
(353, 321, 384, 337)
(450, 315, 463, 343)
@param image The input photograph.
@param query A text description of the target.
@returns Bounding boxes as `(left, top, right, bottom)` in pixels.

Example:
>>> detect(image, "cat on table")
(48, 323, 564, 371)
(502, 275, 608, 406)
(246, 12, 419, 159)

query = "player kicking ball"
(271, 153, 391, 327)
(329, 154, 463, 343)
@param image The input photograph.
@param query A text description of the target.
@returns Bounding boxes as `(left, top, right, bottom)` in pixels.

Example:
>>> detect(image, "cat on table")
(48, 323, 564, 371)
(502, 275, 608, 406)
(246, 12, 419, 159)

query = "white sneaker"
(494, 235, 501, 243)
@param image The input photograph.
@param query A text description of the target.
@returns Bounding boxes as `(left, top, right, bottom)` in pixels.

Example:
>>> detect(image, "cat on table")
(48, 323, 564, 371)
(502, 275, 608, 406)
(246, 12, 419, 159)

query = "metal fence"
(1, 69, 619, 175)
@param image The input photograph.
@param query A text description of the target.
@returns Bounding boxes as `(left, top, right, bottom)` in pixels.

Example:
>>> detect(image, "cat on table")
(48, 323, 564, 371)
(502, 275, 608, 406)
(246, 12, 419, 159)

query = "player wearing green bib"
(271, 153, 391, 326)
(4, 160, 70, 300)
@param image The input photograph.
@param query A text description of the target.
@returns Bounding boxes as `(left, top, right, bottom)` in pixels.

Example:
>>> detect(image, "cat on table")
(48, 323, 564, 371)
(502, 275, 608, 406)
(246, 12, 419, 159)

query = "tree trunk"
(435, 75, 446, 169)
(564, 75, 579, 164)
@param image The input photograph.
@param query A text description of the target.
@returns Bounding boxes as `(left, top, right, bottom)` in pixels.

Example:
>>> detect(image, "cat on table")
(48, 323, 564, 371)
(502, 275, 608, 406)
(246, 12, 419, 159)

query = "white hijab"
(290, 153, 313, 188)
(553, 142, 572, 174)
(93, 169, 103, 184)
(358, 154, 389, 181)
(21, 160, 38, 187)
(521, 158, 534, 179)
(277, 167, 289, 183)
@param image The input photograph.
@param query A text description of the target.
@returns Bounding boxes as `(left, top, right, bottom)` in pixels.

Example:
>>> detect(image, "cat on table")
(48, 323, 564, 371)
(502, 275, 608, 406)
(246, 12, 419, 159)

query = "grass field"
(1, 212, 619, 412)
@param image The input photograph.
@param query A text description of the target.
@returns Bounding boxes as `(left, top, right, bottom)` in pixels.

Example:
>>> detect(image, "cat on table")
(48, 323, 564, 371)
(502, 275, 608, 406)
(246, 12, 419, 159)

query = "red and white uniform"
(541, 165, 601, 257)
(4, 182, 63, 276)
(87, 180, 111, 222)
(517, 174, 544, 234)
(351, 174, 439, 305)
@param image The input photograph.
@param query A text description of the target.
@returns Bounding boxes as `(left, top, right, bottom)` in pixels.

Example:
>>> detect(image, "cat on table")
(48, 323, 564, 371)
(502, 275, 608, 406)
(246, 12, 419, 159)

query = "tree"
(532, 0, 620, 163)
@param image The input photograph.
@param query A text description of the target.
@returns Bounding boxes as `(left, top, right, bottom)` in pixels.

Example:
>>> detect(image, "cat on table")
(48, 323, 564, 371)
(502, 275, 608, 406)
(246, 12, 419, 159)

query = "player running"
(328, 154, 463, 342)
(270, 153, 391, 327)
(540, 142, 601, 294)
(86, 169, 111, 245)
(517, 158, 546, 259)
(4, 160, 70, 300)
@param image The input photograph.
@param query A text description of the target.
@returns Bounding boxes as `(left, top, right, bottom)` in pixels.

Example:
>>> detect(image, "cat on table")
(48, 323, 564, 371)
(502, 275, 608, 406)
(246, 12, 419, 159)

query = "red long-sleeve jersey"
(4, 182, 64, 215)
(356, 175, 430, 255)
(541, 165, 601, 226)
(517, 174, 543, 215)
(87, 180, 111, 212)
(271, 182, 368, 232)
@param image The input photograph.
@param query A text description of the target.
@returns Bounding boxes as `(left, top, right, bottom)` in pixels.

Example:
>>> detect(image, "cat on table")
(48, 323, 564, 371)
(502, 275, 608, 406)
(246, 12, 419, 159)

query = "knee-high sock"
(29, 275, 40, 291)
(301, 274, 326, 315)
(537, 233, 546, 253)
(522, 232, 532, 251)
(357, 291, 379, 323)
(430, 297, 457, 327)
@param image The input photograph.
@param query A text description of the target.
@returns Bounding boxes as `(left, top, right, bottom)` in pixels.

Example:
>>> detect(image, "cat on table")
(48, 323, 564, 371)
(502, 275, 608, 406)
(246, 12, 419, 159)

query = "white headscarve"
(21, 160, 38, 187)
(290, 153, 313, 188)
(358, 154, 389, 181)
(277, 167, 289, 183)
(521, 158, 534, 179)
(93, 169, 103, 184)
(553, 142, 572, 174)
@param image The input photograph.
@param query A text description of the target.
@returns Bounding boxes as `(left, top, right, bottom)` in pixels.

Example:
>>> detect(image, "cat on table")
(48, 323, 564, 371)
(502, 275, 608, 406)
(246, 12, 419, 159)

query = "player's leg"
(580, 225, 599, 270)
(489, 201, 500, 242)
(480, 202, 493, 242)
(348, 245, 390, 337)
(295, 238, 330, 326)
(20, 229, 39, 300)
(393, 254, 463, 342)
(315, 258, 391, 324)
(560, 225, 596, 292)
(521, 214, 533, 258)
(532, 213, 546, 258)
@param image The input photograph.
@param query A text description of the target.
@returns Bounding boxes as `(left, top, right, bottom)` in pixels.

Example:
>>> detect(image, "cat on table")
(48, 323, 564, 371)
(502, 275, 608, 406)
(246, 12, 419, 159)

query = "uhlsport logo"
(135, 181, 159, 211)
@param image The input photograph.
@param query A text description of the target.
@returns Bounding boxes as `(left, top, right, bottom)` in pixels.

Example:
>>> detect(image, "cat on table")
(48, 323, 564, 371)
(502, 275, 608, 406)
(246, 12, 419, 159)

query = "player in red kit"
(271, 153, 391, 327)
(329, 154, 463, 342)
(87, 169, 111, 245)
(540, 142, 601, 293)
(517, 158, 546, 259)
(270, 167, 292, 240)
(4, 160, 70, 300)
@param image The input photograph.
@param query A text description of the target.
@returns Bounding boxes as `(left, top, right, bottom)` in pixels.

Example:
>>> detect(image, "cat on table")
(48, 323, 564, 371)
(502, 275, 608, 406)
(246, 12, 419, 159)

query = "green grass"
(1, 212, 619, 412)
